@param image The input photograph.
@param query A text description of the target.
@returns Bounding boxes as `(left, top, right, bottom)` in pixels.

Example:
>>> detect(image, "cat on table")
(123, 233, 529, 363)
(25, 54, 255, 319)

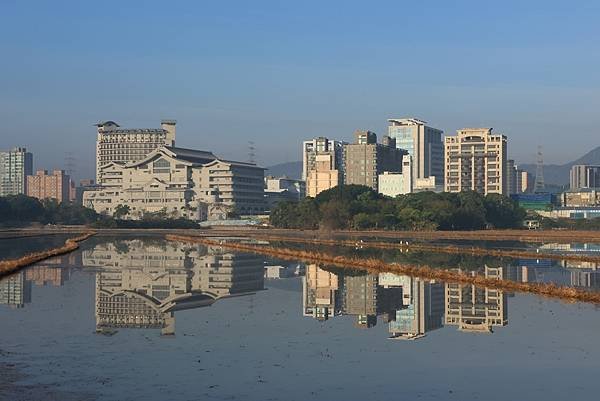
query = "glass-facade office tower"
(387, 118, 444, 184)
(0, 147, 33, 196)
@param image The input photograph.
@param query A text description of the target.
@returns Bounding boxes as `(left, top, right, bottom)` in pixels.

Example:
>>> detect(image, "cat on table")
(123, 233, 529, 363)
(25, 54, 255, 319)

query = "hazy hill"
(519, 146, 600, 186)
(265, 161, 302, 179)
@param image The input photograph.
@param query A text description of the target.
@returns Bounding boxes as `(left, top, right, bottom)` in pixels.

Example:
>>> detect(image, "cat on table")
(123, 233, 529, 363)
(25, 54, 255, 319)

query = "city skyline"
(3, 1, 600, 180)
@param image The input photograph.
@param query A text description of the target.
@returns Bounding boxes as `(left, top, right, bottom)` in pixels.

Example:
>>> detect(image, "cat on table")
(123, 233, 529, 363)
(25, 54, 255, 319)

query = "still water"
(1, 235, 600, 401)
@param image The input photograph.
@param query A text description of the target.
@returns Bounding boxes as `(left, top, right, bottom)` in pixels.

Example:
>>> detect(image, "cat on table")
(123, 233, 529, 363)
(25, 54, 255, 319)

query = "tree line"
(270, 185, 526, 230)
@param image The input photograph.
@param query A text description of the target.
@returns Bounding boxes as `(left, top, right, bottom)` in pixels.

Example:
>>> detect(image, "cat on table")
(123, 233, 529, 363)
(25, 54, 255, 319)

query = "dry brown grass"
(0, 232, 96, 278)
(166, 234, 600, 305)
(234, 234, 600, 264)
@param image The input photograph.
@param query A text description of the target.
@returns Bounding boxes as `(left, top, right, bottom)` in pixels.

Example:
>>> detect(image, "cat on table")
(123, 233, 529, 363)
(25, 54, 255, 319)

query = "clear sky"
(2, 0, 600, 180)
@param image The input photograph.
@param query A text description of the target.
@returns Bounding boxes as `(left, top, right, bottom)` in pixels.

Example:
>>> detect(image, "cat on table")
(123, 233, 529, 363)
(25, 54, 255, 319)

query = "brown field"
(0, 232, 96, 278)
(166, 234, 600, 305)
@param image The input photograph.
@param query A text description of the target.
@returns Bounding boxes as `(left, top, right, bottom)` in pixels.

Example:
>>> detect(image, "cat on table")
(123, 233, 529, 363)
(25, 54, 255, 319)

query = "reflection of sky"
(3, 237, 600, 400)
(2, 265, 600, 401)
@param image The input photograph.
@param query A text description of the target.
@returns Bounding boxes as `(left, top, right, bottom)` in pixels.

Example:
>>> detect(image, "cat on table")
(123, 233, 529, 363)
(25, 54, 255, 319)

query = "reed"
(0, 232, 96, 278)
(233, 234, 600, 264)
(166, 234, 600, 305)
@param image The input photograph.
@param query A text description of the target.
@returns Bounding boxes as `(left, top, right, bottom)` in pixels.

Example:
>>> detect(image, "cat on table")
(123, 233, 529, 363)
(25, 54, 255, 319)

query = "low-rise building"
(83, 146, 265, 220)
(378, 155, 412, 197)
(561, 189, 600, 207)
(264, 176, 306, 210)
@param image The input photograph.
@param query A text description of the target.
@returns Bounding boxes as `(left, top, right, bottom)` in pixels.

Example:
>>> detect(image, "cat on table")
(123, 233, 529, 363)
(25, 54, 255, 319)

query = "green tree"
(113, 204, 131, 220)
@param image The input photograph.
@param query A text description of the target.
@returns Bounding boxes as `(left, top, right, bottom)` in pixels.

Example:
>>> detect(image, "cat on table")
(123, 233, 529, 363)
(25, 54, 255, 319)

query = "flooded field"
(1, 235, 600, 401)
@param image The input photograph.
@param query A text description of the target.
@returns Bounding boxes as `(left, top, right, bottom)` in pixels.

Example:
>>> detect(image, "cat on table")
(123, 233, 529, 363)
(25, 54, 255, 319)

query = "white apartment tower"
(95, 120, 176, 184)
(444, 128, 508, 195)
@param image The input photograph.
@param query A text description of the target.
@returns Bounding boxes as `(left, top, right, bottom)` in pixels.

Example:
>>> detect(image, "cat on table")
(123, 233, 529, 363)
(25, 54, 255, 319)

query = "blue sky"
(2, 0, 600, 180)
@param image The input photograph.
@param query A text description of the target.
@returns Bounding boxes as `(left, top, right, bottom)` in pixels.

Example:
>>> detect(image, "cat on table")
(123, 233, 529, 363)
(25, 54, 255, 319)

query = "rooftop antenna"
(248, 141, 256, 164)
(534, 145, 545, 193)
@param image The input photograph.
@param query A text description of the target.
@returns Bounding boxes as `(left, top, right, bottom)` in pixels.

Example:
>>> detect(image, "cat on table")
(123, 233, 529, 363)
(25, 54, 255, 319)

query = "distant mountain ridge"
(519, 145, 600, 186)
(265, 161, 302, 179)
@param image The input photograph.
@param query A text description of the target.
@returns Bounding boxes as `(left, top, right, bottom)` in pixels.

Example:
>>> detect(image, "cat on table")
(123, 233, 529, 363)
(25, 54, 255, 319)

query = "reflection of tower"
(342, 274, 378, 328)
(384, 275, 444, 340)
(303, 264, 341, 321)
(0, 272, 32, 308)
(534, 145, 545, 193)
(445, 266, 508, 333)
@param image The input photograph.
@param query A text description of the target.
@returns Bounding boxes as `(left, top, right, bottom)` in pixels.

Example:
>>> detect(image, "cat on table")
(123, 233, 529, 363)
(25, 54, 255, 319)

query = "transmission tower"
(64, 151, 77, 178)
(247, 141, 256, 164)
(534, 145, 545, 193)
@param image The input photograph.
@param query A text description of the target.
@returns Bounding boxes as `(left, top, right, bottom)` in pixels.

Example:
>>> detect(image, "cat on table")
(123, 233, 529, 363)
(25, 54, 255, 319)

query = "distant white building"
(378, 155, 412, 197)
(264, 176, 306, 210)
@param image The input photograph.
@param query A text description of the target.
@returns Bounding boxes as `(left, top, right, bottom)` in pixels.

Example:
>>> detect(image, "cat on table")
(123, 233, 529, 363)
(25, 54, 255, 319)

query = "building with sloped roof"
(84, 145, 265, 219)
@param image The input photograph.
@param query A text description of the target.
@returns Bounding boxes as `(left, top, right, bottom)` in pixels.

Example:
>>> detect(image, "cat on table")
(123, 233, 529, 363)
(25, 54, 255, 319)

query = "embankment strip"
(0, 232, 96, 278)
(232, 234, 600, 264)
(167, 234, 600, 304)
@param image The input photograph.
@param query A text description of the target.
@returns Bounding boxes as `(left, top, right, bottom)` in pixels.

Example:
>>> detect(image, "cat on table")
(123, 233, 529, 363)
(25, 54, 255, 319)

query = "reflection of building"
(342, 273, 378, 328)
(571, 271, 600, 289)
(384, 275, 444, 340)
(85, 239, 265, 335)
(25, 265, 70, 286)
(445, 266, 508, 333)
(0, 272, 31, 308)
(303, 264, 341, 320)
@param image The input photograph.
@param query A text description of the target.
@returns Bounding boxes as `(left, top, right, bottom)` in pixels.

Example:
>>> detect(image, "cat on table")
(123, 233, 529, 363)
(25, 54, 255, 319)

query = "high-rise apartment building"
(0, 147, 33, 196)
(570, 165, 600, 189)
(95, 120, 176, 183)
(27, 170, 71, 203)
(344, 131, 406, 191)
(387, 118, 444, 183)
(303, 137, 345, 197)
(444, 128, 508, 195)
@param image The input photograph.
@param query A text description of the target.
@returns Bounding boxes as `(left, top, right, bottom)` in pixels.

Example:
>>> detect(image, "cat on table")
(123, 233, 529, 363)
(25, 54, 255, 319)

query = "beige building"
(26, 170, 71, 203)
(95, 120, 176, 183)
(304, 137, 345, 197)
(387, 118, 444, 183)
(84, 145, 265, 219)
(444, 128, 508, 195)
(306, 153, 340, 197)
(344, 131, 406, 191)
(570, 165, 600, 189)
(445, 266, 508, 333)
(302, 137, 345, 181)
